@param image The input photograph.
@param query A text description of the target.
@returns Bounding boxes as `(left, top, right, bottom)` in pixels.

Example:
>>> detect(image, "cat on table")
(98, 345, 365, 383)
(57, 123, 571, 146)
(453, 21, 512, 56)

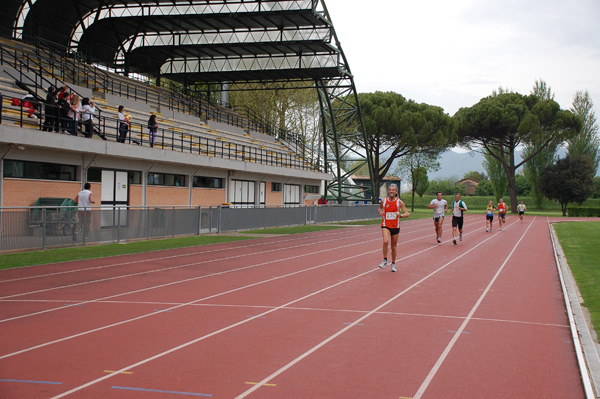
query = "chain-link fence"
(0, 204, 378, 252)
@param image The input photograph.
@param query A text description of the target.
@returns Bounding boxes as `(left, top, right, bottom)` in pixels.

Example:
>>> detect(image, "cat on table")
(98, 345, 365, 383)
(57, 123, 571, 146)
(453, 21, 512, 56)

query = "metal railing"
(0, 204, 378, 252)
(0, 39, 305, 146)
(1, 99, 320, 171)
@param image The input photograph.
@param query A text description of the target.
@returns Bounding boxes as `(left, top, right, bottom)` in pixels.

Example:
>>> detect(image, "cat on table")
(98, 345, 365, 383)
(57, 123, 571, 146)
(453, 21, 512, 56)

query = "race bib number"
(486, 209, 493, 215)
(385, 212, 397, 220)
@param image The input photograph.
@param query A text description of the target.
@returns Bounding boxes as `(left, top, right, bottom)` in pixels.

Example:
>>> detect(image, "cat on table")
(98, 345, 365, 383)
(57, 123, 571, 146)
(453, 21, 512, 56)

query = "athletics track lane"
(0, 216, 585, 398)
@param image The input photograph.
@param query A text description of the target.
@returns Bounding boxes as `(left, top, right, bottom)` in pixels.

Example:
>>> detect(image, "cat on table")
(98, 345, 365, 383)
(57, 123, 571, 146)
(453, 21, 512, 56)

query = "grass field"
(554, 222, 600, 337)
(0, 235, 254, 270)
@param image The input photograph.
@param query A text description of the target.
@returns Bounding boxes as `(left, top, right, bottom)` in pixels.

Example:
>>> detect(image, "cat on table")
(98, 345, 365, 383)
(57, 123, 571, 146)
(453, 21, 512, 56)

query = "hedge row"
(567, 207, 600, 217)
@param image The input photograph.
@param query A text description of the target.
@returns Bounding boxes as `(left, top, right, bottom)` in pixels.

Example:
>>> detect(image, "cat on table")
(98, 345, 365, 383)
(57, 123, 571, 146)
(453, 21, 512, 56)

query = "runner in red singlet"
(377, 184, 410, 272)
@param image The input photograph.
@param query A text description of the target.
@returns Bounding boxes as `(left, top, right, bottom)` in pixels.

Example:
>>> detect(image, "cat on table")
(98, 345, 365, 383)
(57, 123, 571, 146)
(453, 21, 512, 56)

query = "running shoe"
(379, 259, 388, 268)
(437, 237, 441, 244)
(391, 263, 397, 272)
(460, 234, 463, 241)
(453, 239, 457, 245)
(486, 229, 489, 232)
(499, 228, 502, 231)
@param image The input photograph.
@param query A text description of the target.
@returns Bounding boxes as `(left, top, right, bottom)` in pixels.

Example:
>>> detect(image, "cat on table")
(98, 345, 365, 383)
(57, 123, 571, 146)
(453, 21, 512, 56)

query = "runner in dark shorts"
(485, 200, 495, 232)
(377, 184, 410, 272)
(451, 193, 467, 245)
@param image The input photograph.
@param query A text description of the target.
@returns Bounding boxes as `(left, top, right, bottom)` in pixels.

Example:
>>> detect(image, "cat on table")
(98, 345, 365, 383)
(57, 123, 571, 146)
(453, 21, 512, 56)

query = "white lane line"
(47, 240, 443, 399)
(412, 217, 536, 399)
(0, 230, 377, 301)
(0, 219, 444, 319)
(0, 217, 433, 283)
(0, 233, 384, 323)
(232, 219, 516, 399)
(0, 219, 431, 281)
(0, 220, 435, 291)
(0, 228, 365, 283)
(0, 219, 480, 322)
(1, 230, 440, 359)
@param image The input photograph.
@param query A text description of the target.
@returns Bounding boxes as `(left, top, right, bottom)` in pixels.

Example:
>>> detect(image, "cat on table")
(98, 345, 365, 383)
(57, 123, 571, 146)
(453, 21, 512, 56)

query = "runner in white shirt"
(451, 193, 467, 245)
(517, 201, 527, 223)
(428, 191, 448, 243)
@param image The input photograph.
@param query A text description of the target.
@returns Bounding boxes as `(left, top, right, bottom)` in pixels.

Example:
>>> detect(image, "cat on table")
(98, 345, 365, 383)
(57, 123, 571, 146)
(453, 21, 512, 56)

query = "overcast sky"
(324, 0, 600, 118)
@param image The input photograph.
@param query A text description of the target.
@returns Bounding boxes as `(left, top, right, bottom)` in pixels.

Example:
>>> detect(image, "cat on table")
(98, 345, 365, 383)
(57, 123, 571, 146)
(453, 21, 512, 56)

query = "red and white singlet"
(381, 197, 400, 229)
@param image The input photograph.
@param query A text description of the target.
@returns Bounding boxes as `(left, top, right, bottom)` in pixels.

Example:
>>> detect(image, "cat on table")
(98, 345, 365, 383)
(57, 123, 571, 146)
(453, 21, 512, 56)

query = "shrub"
(567, 207, 600, 217)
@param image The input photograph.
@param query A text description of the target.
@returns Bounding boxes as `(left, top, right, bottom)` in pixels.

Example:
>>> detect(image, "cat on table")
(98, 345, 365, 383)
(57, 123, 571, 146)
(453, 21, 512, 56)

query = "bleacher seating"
(0, 37, 314, 170)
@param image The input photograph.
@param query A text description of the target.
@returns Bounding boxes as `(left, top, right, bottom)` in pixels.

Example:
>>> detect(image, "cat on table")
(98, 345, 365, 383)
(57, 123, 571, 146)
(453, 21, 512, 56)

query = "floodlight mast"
(317, 0, 376, 204)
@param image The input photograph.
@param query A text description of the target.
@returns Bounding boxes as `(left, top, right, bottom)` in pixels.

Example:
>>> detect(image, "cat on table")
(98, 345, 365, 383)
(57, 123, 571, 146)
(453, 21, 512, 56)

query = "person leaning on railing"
(80, 97, 96, 138)
(42, 86, 58, 132)
(67, 94, 81, 136)
(117, 105, 130, 143)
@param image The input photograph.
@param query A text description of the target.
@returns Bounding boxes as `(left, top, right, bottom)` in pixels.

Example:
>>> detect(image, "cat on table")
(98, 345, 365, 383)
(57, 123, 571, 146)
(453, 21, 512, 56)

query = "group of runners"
(377, 185, 528, 272)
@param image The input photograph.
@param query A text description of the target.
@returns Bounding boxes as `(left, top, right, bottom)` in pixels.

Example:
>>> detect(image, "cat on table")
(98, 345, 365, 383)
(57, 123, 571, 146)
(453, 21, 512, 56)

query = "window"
(129, 171, 141, 185)
(3, 160, 76, 181)
(87, 167, 102, 183)
(230, 179, 255, 206)
(305, 185, 319, 194)
(284, 184, 300, 205)
(147, 172, 187, 187)
(271, 182, 282, 192)
(87, 168, 141, 184)
(193, 176, 223, 188)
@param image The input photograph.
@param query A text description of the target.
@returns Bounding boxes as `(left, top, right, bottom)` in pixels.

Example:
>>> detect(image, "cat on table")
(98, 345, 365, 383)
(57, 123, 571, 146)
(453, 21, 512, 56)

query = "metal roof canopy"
(3, 0, 376, 203)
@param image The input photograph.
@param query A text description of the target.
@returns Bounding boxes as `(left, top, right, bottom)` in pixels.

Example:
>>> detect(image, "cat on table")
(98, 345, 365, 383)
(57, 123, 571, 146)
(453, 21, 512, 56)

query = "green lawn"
(554, 222, 600, 337)
(0, 235, 254, 270)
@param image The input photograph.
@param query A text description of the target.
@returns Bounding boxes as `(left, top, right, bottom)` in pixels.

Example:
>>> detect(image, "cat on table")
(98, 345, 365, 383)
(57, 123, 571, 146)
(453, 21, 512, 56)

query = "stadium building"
(0, 0, 373, 210)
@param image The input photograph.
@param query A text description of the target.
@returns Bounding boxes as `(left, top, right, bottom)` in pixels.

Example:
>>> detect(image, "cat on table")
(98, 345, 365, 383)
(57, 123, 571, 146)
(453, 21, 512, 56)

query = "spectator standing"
(147, 114, 158, 147)
(73, 182, 95, 241)
(80, 98, 96, 138)
(67, 94, 82, 136)
(117, 105, 130, 143)
(42, 86, 58, 132)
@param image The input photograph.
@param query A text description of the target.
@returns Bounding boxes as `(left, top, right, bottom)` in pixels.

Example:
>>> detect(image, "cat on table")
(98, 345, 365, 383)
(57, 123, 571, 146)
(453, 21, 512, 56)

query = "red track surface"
(0, 215, 586, 398)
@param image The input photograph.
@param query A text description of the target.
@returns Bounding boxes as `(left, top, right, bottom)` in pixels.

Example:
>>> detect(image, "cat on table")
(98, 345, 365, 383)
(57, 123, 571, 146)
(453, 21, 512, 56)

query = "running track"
(0, 215, 587, 398)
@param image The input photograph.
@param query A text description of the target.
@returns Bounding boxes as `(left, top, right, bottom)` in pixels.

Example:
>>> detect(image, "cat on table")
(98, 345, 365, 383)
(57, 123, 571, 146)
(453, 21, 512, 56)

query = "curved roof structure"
(4, 0, 342, 84)
(1, 0, 376, 203)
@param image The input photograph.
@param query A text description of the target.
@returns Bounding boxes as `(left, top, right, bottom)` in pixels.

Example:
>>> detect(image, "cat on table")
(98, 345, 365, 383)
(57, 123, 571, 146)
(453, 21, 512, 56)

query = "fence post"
(197, 206, 202, 235)
(42, 208, 47, 249)
(218, 206, 222, 233)
(117, 206, 121, 243)
(172, 206, 176, 237)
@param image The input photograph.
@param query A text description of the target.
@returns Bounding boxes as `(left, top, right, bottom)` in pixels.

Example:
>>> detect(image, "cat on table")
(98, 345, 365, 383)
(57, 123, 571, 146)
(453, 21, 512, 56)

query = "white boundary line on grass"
(548, 221, 597, 399)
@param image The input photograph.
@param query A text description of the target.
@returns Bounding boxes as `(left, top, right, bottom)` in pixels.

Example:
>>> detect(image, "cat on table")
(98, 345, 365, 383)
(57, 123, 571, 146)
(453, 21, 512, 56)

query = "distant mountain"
(394, 147, 568, 181)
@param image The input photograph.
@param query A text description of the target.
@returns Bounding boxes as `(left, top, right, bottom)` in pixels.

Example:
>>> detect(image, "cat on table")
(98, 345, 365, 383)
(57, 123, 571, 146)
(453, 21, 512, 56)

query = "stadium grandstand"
(0, 1, 376, 251)
(0, 0, 374, 212)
